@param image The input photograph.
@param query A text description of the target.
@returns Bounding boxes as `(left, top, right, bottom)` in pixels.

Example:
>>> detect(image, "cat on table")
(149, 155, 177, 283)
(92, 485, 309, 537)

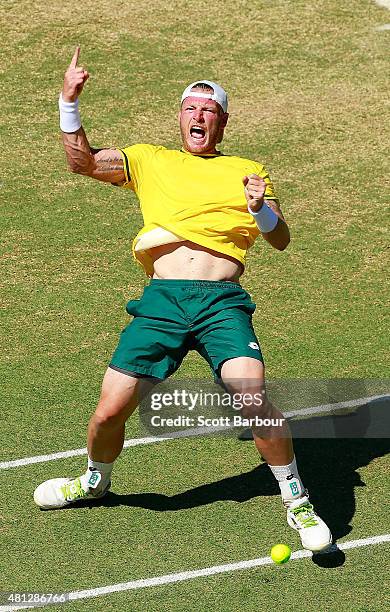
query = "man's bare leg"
(33, 368, 147, 509)
(221, 357, 332, 552)
(221, 358, 294, 465)
(87, 368, 143, 463)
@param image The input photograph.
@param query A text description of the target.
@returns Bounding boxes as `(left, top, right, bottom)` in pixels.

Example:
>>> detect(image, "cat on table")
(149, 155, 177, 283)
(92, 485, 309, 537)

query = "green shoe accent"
(290, 502, 318, 528)
(60, 478, 88, 502)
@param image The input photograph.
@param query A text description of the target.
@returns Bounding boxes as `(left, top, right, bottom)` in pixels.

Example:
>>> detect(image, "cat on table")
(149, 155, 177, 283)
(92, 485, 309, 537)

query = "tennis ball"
(270, 544, 291, 564)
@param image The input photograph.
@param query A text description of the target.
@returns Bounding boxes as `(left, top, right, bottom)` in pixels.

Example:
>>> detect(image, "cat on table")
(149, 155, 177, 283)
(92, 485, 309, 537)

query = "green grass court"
(0, 0, 389, 610)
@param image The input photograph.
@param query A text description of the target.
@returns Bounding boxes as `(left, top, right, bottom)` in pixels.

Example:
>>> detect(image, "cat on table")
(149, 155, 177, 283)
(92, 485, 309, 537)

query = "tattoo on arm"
(95, 158, 123, 173)
(92, 149, 126, 183)
(62, 133, 126, 183)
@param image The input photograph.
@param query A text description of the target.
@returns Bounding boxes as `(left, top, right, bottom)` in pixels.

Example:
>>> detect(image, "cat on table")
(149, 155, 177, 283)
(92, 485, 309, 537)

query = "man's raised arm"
(59, 47, 126, 185)
(243, 174, 290, 251)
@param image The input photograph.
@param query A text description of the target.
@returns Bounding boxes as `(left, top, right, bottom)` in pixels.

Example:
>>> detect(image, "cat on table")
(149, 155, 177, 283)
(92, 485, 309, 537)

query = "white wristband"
(59, 93, 81, 133)
(249, 201, 279, 233)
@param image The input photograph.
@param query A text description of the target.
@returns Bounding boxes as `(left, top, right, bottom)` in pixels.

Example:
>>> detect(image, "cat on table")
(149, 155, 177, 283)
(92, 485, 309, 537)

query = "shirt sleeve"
(116, 144, 158, 193)
(253, 162, 279, 202)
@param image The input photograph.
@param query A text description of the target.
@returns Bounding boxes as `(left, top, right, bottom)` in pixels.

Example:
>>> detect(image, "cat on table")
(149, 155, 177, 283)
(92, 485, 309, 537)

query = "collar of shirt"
(180, 148, 223, 158)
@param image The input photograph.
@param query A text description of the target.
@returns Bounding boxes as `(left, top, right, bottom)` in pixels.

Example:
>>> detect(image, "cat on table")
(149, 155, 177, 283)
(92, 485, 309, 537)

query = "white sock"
(80, 456, 114, 490)
(268, 456, 306, 506)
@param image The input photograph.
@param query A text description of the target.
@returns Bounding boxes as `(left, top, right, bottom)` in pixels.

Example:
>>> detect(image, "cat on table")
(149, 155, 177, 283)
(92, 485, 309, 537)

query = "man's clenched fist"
(62, 46, 89, 102)
(242, 174, 266, 213)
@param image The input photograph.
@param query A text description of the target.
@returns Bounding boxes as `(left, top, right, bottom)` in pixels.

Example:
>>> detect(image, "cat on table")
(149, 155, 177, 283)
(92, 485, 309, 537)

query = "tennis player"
(34, 47, 332, 552)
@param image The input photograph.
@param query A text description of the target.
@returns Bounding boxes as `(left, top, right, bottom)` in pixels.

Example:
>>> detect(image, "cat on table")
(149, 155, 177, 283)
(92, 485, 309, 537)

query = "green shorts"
(109, 279, 263, 379)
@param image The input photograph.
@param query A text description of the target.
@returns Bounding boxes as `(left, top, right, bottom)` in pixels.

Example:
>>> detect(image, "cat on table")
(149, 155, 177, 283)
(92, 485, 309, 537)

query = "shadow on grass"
(98, 436, 389, 533)
(105, 461, 278, 509)
(67, 399, 389, 567)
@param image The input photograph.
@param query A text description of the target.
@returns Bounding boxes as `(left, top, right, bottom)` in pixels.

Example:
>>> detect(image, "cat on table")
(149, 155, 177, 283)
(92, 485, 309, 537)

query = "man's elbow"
(68, 160, 81, 174)
(67, 158, 94, 177)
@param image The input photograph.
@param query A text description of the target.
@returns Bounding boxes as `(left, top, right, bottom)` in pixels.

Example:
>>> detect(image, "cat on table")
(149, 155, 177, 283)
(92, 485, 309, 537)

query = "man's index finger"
(70, 46, 80, 68)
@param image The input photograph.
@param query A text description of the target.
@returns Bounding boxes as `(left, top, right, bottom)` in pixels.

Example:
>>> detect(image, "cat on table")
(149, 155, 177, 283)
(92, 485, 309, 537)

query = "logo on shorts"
(248, 342, 260, 350)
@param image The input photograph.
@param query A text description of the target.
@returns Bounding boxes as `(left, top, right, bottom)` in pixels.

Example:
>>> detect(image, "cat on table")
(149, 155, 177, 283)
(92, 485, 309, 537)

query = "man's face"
(178, 92, 229, 155)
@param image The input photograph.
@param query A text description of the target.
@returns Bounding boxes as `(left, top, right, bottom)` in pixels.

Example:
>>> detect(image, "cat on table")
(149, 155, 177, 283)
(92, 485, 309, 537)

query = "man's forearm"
(262, 218, 290, 251)
(248, 196, 291, 251)
(59, 47, 125, 185)
(62, 127, 95, 175)
(260, 199, 290, 250)
(61, 131, 125, 183)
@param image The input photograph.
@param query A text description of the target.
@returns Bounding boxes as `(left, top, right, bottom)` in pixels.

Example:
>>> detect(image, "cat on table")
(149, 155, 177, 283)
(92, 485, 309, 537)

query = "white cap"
(181, 80, 228, 112)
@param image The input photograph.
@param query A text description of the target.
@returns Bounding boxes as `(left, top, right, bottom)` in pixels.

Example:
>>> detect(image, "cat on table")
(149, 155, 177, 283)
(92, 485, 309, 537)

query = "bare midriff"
(149, 241, 243, 282)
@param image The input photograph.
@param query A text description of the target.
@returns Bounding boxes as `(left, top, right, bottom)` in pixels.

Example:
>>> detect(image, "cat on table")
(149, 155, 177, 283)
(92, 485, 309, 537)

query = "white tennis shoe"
(34, 472, 110, 510)
(287, 495, 332, 552)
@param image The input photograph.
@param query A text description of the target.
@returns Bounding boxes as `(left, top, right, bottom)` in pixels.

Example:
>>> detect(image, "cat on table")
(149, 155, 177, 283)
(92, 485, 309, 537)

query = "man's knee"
(222, 379, 281, 429)
(93, 396, 135, 428)
(93, 368, 144, 426)
(241, 393, 274, 420)
(222, 375, 269, 420)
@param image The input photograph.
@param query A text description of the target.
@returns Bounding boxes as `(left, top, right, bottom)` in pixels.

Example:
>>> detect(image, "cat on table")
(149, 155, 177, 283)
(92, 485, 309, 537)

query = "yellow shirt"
(118, 144, 278, 277)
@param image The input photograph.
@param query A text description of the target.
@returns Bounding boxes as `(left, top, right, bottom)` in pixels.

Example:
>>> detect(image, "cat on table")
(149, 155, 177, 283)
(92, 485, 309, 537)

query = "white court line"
(374, 0, 390, 9)
(1, 534, 389, 611)
(373, 0, 390, 29)
(278, 393, 387, 418)
(0, 393, 387, 470)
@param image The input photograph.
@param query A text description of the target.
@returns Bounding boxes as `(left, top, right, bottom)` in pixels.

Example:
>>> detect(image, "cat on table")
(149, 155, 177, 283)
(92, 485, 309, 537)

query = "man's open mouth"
(190, 126, 206, 140)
